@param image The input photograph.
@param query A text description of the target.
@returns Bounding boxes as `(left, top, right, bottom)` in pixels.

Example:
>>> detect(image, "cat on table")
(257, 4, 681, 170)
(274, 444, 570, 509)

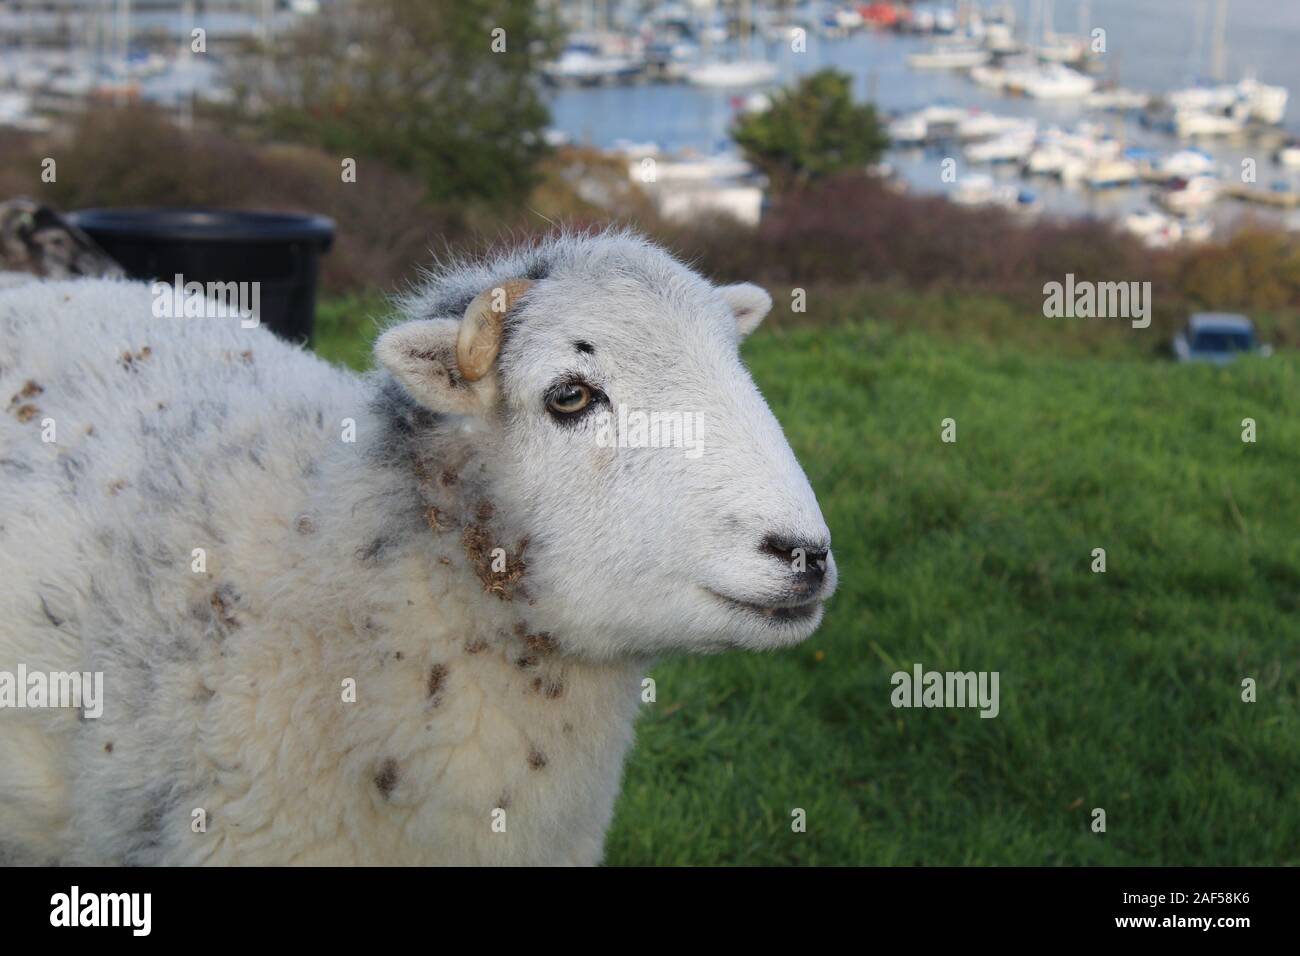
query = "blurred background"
(1, 0, 1297, 864)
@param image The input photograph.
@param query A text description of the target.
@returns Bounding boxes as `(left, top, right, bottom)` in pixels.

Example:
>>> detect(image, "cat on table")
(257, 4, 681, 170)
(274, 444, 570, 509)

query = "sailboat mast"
(116, 0, 132, 106)
(743, 0, 753, 60)
(1211, 0, 1228, 82)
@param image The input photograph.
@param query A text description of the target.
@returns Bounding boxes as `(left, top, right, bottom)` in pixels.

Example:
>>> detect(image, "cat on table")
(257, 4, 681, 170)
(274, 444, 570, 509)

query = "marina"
(540, 1, 1300, 244)
(4, 1, 1300, 242)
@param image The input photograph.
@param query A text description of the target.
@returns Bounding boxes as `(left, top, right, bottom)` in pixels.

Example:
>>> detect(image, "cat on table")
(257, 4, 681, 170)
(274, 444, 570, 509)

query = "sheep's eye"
(546, 383, 593, 417)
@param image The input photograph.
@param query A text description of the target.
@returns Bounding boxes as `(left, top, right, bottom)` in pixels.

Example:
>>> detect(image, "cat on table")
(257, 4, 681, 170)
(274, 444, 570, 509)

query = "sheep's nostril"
(760, 536, 830, 582)
(801, 549, 829, 584)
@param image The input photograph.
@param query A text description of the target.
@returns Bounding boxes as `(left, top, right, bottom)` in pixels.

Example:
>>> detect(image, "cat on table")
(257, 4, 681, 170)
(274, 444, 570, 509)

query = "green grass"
(313, 291, 392, 369)
(316, 297, 1300, 866)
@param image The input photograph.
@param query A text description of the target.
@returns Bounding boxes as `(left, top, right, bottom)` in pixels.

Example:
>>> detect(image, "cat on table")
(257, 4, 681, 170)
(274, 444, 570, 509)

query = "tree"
(249, 0, 560, 205)
(732, 69, 890, 193)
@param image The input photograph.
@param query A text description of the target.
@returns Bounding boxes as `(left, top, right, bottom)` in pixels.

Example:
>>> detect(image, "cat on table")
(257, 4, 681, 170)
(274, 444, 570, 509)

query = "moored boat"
(907, 46, 990, 70)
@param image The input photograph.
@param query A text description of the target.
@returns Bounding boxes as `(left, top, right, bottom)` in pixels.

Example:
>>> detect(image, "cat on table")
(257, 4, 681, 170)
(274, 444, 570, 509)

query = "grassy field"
(316, 295, 1300, 866)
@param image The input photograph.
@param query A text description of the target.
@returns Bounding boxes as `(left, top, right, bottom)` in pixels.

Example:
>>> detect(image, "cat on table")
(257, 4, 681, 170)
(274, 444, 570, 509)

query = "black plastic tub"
(67, 208, 335, 344)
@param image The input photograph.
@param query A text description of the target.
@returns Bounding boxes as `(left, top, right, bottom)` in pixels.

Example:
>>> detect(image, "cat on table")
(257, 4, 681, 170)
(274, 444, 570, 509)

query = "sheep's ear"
(719, 283, 772, 338)
(374, 319, 489, 416)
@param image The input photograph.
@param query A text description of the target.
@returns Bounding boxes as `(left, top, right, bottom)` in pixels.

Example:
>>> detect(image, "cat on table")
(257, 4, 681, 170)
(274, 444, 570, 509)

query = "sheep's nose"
(760, 535, 830, 584)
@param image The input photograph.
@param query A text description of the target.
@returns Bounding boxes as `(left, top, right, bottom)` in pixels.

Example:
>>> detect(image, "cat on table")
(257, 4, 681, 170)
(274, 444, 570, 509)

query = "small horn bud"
(456, 279, 533, 382)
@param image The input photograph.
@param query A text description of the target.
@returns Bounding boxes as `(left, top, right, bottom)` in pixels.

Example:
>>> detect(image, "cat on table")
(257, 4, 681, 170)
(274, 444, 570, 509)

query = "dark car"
(1173, 313, 1271, 364)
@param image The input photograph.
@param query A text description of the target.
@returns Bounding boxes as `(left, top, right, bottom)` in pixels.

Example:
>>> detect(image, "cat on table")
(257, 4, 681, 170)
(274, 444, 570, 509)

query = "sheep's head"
(375, 233, 836, 657)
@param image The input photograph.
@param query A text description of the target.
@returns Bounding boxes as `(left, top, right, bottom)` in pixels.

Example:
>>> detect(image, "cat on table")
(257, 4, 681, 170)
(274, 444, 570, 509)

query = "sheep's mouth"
(705, 589, 822, 623)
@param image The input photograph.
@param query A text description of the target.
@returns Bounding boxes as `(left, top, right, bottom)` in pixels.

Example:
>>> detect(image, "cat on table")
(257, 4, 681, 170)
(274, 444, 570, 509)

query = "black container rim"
(68, 208, 336, 248)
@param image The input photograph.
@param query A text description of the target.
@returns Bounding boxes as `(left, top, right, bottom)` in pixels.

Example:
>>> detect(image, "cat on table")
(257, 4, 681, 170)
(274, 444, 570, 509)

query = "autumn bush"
(5, 106, 1300, 349)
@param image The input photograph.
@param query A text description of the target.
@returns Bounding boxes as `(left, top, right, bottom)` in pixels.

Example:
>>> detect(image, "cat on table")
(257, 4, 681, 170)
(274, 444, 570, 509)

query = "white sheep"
(0, 230, 836, 865)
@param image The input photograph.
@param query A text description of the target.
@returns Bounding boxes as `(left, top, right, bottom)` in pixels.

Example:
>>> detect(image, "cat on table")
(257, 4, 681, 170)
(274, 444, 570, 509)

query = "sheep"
(0, 230, 837, 866)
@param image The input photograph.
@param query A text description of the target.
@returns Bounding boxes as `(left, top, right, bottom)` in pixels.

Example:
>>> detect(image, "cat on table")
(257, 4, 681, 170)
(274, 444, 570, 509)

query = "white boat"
(763, 23, 805, 45)
(1181, 218, 1214, 243)
(1025, 147, 1086, 179)
(970, 64, 1009, 89)
(920, 103, 968, 126)
(1169, 75, 1289, 125)
(951, 173, 1038, 213)
(907, 46, 990, 70)
(973, 55, 1039, 92)
(0, 90, 52, 132)
(45, 68, 98, 98)
(0, 91, 29, 121)
(1277, 144, 1300, 169)
(698, 18, 730, 46)
(956, 111, 1033, 141)
(965, 128, 1036, 163)
(1158, 149, 1217, 181)
(1166, 0, 1288, 124)
(982, 23, 1020, 55)
(685, 60, 778, 87)
(1122, 209, 1184, 248)
(1020, 64, 1095, 99)
(1060, 155, 1096, 185)
(1085, 157, 1139, 189)
(1086, 88, 1151, 111)
(952, 175, 1003, 205)
(1038, 34, 1088, 65)
(888, 114, 929, 145)
(1174, 108, 1244, 138)
(890, 103, 967, 143)
(688, 0, 777, 89)
(544, 43, 642, 85)
(1237, 75, 1289, 124)
(10, 65, 52, 90)
(1024, 124, 1115, 179)
(1024, 141, 1072, 176)
(1157, 174, 1222, 213)
(126, 51, 169, 80)
(821, 7, 864, 36)
(1001, 61, 1046, 95)
(1168, 85, 1237, 114)
(909, 10, 937, 34)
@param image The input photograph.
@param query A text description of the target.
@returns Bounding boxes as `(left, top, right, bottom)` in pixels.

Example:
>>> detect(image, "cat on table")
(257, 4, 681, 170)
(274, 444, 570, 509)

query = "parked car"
(1173, 313, 1272, 363)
